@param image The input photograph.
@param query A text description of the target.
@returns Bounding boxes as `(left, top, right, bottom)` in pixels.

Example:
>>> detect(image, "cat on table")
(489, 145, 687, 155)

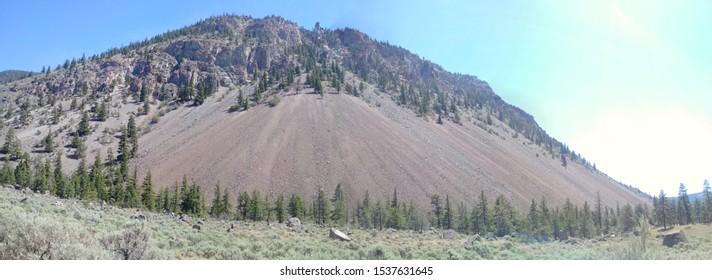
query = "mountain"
(0, 70, 35, 83)
(0, 15, 649, 210)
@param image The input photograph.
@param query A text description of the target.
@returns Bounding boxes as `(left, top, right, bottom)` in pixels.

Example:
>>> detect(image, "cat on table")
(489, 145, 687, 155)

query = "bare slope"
(139, 83, 646, 209)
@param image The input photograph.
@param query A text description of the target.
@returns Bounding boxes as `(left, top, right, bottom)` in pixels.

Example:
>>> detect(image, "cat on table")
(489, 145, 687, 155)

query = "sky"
(1, 0, 710, 196)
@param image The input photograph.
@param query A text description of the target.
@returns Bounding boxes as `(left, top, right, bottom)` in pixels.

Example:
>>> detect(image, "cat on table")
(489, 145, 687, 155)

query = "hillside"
(0, 15, 648, 210)
(0, 70, 34, 83)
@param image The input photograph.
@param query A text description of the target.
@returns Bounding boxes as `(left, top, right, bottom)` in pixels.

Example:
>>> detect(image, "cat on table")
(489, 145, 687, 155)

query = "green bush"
(268, 96, 280, 107)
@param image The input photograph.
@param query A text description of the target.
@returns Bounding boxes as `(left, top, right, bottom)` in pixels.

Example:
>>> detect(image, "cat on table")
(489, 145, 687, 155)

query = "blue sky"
(2, 0, 711, 196)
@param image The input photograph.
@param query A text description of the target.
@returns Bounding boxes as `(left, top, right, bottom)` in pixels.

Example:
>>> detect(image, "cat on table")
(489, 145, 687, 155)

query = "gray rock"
(556, 230, 569, 241)
(443, 229, 456, 240)
(192, 224, 201, 231)
(286, 217, 301, 228)
(663, 231, 687, 247)
(329, 228, 352, 242)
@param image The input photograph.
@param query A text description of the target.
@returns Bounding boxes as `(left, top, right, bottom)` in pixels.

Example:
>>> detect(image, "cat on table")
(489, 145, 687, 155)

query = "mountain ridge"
(0, 15, 649, 210)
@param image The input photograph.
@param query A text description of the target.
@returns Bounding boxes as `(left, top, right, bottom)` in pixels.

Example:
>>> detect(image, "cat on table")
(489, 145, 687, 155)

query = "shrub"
(99, 221, 151, 260)
(268, 96, 280, 107)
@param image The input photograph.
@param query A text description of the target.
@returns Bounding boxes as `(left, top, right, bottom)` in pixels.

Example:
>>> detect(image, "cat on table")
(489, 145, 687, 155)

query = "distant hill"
(0, 70, 34, 83)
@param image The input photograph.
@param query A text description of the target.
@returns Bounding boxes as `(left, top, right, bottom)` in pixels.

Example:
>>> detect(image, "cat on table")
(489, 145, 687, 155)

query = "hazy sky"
(1, 0, 710, 196)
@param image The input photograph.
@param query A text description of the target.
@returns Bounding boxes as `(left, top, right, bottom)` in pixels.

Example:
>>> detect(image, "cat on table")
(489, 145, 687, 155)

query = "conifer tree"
(2, 128, 22, 160)
(237, 191, 250, 220)
(54, 151, 66, 198)
(595, 191, 603, 234)
(331, 183, 347, 225)
(0, 159, 16, 185)
(478, 191, 490, 234)
(288, 193, 305, 220)
(118, 126, 130, 182)
(580, 201, 595, 238)
(703, 179, 712, 223)
(141, 171, 156, 212)
(123, 170, 140, 208)
(493, 195, 514, 237)
(34, 159, 51, 194)
(275, 194, 286, 223)
(678, 183, 692, 225)
(221, 189, 232, 220)
(359, 191, 372, 229)
(90, 151, 107, 201)
(43, 129, 54, 153)
(128, 115, 138, 157)
(457, 202, 470, 233)
(316, 188, 330, 225)
(78, 111, 91, 136)
(249, 190, 265, 221)
(430, 194, 442, 228)
(372, 200, 386, 230)
(14, 152, 32, 189)
(528, 199, 539, 233)
(443, 195, 453, 230)
(209, 183, 223, 218)
(620, 203, 636, 232)
(76, 156, 92, 201)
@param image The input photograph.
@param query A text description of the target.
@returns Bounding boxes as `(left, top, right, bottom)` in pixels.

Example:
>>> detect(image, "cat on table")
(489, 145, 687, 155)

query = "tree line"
(653, 181, 712, 229)
(1, 130, 661, 242)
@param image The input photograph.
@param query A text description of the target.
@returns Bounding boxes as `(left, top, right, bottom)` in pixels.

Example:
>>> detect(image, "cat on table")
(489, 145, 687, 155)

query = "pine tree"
(457, 202, 470, 233)
(249, 190, 265, 221)
(493, 195, 513, 237)
(594, 191, 603, 234)
(316, 188, 330, 225)
(430, 194, 442, 228)
(237, 191, 250, 220)
(75, 156, 92, 201)
(91, 151, 107, 201)
(478, 191, 490, 234)
(33, 159, 50, 194)
(331, 183, 347, 225)
(0, 159, 16, 185)
(2, 128, 22, 160)
(528, 199, 539, 233)
(275, 194, 286, 223)
(128, 115, 138, 158)
(621, 203, 636, 232)
(54, 151, 66, 198)
(359, 191, 372, 229)
(209, 183, 224, 218)
(141, 171, 156, 211)
(14, 152, 32, 189)
(221, 189, 233, 220)
(43, 129, 54, 153)
(561, 153, 567, 168)
(539, 196, 552, 238)
(288, 193, 305, 220)
(678, 183, 692, 225)
(580, 201, 595, 238)
(118, 126, 130, 182)
(656, 190, 668, 229)
(372, 200, 386, 230)
(123, 170, 140, 209)
(443, 195, 453, 230)
(703, 179, 712, 223)
(78, 111, 91, 136)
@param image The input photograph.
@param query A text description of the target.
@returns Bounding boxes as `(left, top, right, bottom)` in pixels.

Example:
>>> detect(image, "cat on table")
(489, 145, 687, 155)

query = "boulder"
(192, 224, 201, 231)
(556, 230, 569, 241)
(329, 228, 351, 242)
(663, 231, 687, 247)
(286, 217, 301, 228)
(443, 229, 456, 240)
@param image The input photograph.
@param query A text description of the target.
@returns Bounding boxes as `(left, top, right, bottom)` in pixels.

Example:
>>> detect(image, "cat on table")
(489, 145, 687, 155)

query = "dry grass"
(1, 186, 710, 260)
